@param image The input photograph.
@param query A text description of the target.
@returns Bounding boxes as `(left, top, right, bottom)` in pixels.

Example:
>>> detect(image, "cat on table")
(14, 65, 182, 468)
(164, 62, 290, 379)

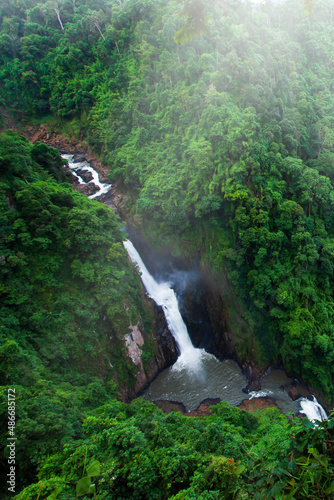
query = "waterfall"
(123, 239, 204, 370)
(62, 154, 112, 199)
(61, 153, 331, 415)
(300, 396, 328, 422)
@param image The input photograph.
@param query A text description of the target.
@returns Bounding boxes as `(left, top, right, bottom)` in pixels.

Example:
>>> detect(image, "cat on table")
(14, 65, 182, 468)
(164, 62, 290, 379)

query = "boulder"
(242, 379, 261, 394)
(238, 397, 278, 412)
(288, 387, 300, 401)
(77, 183, 100, 197)
(153, 400, 187, 414)
(76, 169, 93, 183)
(72, 153, 86, 163)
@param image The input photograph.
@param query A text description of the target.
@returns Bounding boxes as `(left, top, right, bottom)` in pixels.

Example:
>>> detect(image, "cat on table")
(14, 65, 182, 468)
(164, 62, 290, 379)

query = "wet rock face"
(75, 168, 93, 183)
(178, 279, 218, 356)
(76, 183, 100, 197)
(203, 290, 231, 357)
(122, 301, 178, 402)
(286, 382, 312, 401)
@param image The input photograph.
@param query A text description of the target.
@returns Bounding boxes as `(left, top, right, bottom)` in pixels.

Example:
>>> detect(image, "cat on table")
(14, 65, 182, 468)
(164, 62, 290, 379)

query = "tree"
(85, 9, 107, 40)
(43, 0, 66, 31)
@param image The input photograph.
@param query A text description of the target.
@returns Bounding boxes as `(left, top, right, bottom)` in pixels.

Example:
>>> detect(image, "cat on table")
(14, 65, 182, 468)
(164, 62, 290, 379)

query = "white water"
(300, 396, 328, 422)
(123, 239, 206, 371)
(62, 154, 112, 199)
(122, 241, 330, 417)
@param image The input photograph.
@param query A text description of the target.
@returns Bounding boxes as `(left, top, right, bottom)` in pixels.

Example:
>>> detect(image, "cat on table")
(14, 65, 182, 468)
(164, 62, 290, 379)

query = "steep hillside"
(0, 130, 177, 494)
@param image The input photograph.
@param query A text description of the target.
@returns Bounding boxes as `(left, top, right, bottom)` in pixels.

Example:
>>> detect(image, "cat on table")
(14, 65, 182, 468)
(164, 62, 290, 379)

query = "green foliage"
(0, 131, 156, 495)
(1, 1, 334, 499)
(14, 397, 334, 500)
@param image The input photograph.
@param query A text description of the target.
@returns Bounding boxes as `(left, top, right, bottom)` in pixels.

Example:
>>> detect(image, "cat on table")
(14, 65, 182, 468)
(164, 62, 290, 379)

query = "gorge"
(65, 152, 328, 421)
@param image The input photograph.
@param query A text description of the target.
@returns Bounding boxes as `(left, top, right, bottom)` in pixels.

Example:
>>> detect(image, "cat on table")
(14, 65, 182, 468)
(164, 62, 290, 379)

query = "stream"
(64, 153, 328, 422)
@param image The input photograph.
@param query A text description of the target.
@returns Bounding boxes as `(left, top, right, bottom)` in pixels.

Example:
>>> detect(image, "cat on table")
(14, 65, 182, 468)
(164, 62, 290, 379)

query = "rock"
(298, 386, 312, 399)
(187, 398, 221, 417)
(288, 387, 300, 401)
(238, 397, 278, 412)
(287, 382, 312, 401)
(98, 189, 117, 210)
(72, 153, 86, 163)
(76, 183, 100, 196)
(90, 159, 109, 183)
(76, 169, 93, 183)
(247, 379, 262, 392)
(124, 325, 144, 366)
(242, 379, 261, 394)
(121, 301, 178, 402)
(66, 171, 79, 184)
(153, 400, 187, 414)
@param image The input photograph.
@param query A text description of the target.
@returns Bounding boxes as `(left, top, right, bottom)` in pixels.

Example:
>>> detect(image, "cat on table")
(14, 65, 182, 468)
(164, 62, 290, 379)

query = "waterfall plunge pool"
(124, 240, 327, 420)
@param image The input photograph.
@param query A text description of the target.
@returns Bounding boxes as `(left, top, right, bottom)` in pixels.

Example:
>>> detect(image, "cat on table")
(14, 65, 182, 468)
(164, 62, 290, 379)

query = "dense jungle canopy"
(1, 0, 334, 498)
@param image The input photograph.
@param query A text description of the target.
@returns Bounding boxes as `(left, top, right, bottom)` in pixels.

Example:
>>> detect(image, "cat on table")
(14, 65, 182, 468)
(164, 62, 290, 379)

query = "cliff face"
(107, 182, 268, 386)
(180, 266, 269, 383)
(198, 267, 264, 383)
(119, 301, 178, 401)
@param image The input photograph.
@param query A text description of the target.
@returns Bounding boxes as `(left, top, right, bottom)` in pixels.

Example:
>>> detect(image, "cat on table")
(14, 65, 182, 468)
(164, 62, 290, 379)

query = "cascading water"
(62, 154, 112, 199)
(123, 240, 329, 416)
(300, 396, 328, 422)
(123, 239, 204, 371)
(62, 154, 330, 418)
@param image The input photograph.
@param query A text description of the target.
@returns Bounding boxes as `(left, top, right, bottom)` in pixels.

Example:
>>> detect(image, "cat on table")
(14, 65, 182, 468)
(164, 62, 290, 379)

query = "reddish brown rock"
(287, 383, 312, 401)
(187, 398, 221, 417)
(288, 387, 300, 401)
(238, 397, 277, 412)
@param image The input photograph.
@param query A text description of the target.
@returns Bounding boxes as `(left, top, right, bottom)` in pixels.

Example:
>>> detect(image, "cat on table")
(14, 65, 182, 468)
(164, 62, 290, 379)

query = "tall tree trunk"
(95, 23, 105, 40)
(55, 8, 64, 31)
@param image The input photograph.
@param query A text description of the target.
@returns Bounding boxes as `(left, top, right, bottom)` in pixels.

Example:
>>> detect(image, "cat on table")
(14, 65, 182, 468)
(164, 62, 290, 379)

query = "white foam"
(62, 154, 112, 199)
(124, 239, 203, 369)
(300, 396, 327, 422)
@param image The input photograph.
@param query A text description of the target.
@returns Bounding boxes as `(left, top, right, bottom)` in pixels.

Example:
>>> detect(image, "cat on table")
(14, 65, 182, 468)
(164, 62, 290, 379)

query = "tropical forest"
(1, 0, 334, 497)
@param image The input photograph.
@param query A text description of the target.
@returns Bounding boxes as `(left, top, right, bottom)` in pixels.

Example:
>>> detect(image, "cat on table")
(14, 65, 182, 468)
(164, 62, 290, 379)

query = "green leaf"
(326, 482, 334, 495)
(76, 476, 95, 497)
(286, 487, 298, 500)
(47, 486, 64, 500)
(86, 460, 101, 477)
(235, 465, 246, 475)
